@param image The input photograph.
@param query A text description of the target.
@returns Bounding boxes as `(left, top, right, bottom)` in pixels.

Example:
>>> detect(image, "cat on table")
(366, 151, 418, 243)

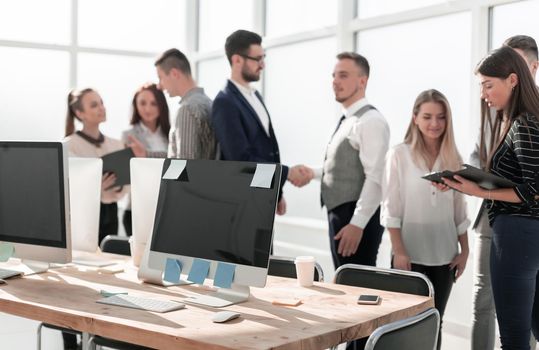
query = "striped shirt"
(488, 114, 539, 223)
(168, 87, 217, 160)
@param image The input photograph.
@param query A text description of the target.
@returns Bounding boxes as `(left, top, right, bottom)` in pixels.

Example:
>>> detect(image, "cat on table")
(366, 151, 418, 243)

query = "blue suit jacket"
(211, 80, 289, 190)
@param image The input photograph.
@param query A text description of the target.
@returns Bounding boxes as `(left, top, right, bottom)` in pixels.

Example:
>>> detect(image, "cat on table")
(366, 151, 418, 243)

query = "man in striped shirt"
(155, 48, 217, 160)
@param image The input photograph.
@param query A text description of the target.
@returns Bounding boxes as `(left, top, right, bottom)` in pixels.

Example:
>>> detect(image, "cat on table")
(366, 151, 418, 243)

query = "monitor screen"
(149, 159, 281, 269)
(0, 141, 68, 248)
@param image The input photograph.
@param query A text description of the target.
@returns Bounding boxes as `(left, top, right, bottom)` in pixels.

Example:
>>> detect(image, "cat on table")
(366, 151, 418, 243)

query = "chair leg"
(36, 323, 43, 350)
(83, 333, 96, 350)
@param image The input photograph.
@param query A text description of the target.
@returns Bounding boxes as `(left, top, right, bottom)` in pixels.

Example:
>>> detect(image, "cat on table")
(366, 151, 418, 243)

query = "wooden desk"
(0, 264, 433, 350)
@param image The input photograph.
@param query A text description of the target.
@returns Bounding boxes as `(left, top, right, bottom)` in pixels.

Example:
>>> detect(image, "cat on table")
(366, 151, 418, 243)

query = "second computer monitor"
(68, 157, 102, 252)
(144, 159, 281, 291)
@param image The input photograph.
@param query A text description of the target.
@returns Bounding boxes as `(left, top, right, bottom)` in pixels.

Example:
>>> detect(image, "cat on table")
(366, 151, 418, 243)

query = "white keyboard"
(97, 294, 185, 313)
(0, 268, 23, 280)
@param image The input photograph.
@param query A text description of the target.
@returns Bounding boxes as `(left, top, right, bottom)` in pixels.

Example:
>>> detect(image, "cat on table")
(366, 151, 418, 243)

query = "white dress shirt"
(315, 97, 390, 229)
(381, 143, 470, 265)
(230, 79, 270, 136)
(138, 123, 168, 153)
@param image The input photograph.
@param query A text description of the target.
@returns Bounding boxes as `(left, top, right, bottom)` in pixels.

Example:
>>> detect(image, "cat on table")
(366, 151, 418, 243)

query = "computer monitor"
(0, 141, 71, 274)
(68, 157, 101, 252)
(130, 158, 165, 248)
(139, 159, 281, 307)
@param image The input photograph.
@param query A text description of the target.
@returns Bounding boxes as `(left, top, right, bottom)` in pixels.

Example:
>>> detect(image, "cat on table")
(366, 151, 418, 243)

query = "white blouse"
(381, 143, 470, 266)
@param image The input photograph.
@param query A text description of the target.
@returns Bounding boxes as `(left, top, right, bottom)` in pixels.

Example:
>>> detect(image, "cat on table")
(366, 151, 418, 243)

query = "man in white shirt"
(317, 52, 390, 269)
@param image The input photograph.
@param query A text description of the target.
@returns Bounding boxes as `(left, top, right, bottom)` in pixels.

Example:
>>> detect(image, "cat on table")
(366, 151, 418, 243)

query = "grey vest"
(321, 105, 375, 211)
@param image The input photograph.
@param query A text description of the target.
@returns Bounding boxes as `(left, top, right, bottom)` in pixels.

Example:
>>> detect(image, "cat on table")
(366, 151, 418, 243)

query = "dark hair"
(154, 48, 192, 76)
(225, 30, 262, 65)
(504, 35, 538, 62)
(65, 88, 96, 137)
(475, 45, 539, 167)
(336, 52, 370, 77)
(130, 83, 170, 138)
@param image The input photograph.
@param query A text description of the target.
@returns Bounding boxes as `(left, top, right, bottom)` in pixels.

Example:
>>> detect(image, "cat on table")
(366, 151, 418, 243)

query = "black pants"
(327, 202, 383, 268)
(411, 263, 454, 350)
(491, 215, 539, 349)
(123, 209, 133, 236)
(328, 202, 383, 350)
(62, 333, 78, 350)
(99, 202, 118, 245)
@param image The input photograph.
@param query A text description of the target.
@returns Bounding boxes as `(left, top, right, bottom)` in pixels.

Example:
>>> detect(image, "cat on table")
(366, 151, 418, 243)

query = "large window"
(78, 0, 185, 52)
(357, 12, 473, 157)
(491, 0, 539, 84)
(265, 0, 336, 38)
(356, 0, 448, 19)
(264, 37, 337, 219)
(198, 0, 254, 52)
(0, 0, 71, 44)
(0, 47, 70, 141)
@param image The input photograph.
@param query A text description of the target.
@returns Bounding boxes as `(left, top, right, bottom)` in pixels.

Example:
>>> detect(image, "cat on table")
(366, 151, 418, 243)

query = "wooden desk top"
(0, 263, 433, 350)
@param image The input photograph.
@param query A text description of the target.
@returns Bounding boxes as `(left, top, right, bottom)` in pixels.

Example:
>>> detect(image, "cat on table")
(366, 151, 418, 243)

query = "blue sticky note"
(213, 262, 236, 289)
(187, 259, 210, 284)
(0, 243, 14, 262)
(164, 258, 182, 284)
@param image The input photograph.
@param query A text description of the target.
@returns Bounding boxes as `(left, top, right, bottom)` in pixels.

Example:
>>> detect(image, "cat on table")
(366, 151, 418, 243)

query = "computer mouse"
(211, 311, 241, 323)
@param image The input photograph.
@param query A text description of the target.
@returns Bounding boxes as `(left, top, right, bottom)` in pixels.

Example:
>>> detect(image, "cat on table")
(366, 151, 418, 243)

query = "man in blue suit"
(212, 30, 311, 215)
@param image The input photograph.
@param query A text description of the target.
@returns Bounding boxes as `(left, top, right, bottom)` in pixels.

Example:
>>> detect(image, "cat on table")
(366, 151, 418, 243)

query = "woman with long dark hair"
(444, 46, 539, 349)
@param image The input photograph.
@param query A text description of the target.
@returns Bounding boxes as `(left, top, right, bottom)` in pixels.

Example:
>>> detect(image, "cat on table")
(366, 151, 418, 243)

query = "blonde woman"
(381, 89, 470, 350)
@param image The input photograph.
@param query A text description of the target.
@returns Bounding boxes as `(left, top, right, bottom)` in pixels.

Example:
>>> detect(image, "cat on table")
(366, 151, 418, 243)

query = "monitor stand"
(0, 259, 50, 276)
(185, 284, 250, 308)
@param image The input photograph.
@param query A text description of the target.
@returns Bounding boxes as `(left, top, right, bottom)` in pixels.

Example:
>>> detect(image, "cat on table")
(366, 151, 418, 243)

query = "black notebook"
(101, 148, 135, 187)
(422, 164, 516, 190)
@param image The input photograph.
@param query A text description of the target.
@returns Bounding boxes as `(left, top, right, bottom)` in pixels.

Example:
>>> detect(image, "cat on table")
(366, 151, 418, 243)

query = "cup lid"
(295, 256, 315, 263)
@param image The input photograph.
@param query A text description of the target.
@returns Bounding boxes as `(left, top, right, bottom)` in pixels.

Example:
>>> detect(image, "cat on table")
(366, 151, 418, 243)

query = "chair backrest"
(333, 264, 433, 297)
(268, 255, 324, 282)
(100, 235, 131, 256)
(365, 308, 440, 350)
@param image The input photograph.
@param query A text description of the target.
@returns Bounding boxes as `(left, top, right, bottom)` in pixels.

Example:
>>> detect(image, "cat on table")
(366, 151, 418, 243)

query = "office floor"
(0, 312, 493, 350)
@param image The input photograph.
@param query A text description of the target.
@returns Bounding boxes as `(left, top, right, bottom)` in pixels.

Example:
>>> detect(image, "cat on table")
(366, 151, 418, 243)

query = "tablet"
(102, 148, 134, 187)
(422, 164, 515, 190)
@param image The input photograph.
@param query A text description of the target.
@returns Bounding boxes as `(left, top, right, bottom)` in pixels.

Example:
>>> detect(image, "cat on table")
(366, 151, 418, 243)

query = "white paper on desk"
(162, 159, 187, 180)
(250, 164, 276, 189)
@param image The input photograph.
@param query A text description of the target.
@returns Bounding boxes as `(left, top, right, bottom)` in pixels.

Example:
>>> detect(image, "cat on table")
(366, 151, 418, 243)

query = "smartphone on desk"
(357, 294, 381, 305)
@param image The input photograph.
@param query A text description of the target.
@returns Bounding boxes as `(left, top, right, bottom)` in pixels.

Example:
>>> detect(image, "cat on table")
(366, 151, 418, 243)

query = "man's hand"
(334, 224, 363, 257)
(276, 197, 287, 215)
(127, 135, 147, 158)
(287, 165, 314, 187)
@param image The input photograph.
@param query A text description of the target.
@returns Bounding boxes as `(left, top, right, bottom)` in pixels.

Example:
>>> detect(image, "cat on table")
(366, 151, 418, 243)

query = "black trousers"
(123, 209, 133, 236)
(327, 202, 383, 269)
(411, 263, 454, 350)
(99, 202, 118, 245)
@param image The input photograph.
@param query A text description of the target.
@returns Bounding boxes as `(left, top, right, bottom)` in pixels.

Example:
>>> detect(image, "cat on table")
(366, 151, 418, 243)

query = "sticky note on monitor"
(164, 258, 182, 284)
(213, 262, 236, 289)
(250, 164, 276, 188)
(163, 159, 187, 180)
(0, 243, 14, 262)
(187, 258, 210, 284)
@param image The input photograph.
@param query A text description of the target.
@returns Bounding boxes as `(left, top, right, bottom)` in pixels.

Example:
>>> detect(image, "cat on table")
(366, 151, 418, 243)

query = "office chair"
(100, 235, 131, 256)
(333, 264, 433, 297)
(331, 264, 433, 350)
(364, 308, 440, 350)
(37, 235, 138, 350)
(268, 255, 324, 282)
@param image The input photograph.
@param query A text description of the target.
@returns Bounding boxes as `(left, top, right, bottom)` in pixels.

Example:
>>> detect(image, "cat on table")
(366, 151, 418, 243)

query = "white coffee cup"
(294, 256, 316, 287)
(128, 237, 145, 267)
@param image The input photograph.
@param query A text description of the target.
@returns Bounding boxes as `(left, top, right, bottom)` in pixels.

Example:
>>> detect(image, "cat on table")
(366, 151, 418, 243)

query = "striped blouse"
(488, 114, 539, 223)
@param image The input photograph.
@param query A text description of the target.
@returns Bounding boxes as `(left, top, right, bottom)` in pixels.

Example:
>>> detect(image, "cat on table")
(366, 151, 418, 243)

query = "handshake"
(287, 165, 314, 187)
